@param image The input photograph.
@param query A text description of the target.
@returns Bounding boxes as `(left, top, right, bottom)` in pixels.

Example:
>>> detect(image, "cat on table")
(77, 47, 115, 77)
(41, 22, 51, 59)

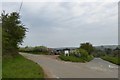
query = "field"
(2, 54, 44, 79)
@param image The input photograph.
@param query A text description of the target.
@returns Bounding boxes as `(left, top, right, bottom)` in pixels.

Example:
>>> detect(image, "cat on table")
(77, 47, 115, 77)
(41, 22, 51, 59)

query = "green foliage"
(2, 11, 27, 55)
(104, 48, 112, 55)
(92, 49, 106, 57)
(112, 47, 120, 57)
(59, 48, 94, 62)
(92, 47, 120, 58)
(2, 54, 44, 78)
(101, 55, 120, 65)
(80, 42, 94, 54)
(59, 54, 85, 62)
(19, 46, 49, 55)
(34, 46, 48, 52)
(79, 48, 89, 58)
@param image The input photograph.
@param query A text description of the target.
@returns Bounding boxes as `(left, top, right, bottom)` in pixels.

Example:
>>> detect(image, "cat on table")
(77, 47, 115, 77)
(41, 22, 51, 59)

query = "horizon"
(20, 44, 119, 48)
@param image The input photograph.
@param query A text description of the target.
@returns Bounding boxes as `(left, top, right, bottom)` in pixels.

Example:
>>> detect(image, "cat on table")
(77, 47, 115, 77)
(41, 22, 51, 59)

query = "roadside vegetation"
(92, 46, 120, 65)
(2, 11, 44, 79)
(59, 53, 93, 62)
(19, 46, 49, 55)
(101, 55, 120, 65)
(59, 42, 120, 65)
(59, 43, 94, 62)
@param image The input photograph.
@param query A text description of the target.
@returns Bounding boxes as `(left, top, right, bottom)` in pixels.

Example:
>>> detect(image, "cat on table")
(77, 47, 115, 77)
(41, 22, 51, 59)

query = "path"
(20, 53, 118, 78)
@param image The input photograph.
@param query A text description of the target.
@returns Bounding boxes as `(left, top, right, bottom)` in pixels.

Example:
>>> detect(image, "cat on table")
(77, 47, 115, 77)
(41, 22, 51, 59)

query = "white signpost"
(64, 50, 69, 56)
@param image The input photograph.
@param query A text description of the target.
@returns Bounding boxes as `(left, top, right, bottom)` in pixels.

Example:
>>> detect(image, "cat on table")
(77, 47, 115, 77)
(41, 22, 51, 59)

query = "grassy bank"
(2, 54, 44, 79)
(101, 55, 120, 65)
(59, 54, 93, 62)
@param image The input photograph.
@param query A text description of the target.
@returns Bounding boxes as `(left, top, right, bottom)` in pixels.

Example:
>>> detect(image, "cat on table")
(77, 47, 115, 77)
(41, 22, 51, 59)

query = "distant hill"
(52, 47, 78, 50)
(94, 45, 119, 51)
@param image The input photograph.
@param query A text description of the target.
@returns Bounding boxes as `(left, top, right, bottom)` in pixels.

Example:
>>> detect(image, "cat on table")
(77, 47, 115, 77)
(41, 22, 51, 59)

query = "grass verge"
(101, 55, 120, 65)
(2, 54, 44, 79)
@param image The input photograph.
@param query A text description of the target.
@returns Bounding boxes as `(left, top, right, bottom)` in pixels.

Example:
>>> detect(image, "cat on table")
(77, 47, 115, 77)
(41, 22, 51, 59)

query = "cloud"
(2, 2, 118, 47)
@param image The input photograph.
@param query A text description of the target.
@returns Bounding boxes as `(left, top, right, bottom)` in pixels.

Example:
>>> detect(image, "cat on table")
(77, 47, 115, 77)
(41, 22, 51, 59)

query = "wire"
(18, 1, 23, 14)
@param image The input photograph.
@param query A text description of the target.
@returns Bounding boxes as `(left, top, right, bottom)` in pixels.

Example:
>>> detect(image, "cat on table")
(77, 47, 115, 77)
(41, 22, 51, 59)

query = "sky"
(2, 1, 119, 48)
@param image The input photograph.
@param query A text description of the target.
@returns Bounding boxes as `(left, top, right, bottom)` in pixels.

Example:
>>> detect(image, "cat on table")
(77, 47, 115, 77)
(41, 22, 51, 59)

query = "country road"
(20, 53, 118, 78)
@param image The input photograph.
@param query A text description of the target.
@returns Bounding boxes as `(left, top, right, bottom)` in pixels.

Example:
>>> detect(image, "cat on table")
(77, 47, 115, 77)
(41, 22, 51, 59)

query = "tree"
(80, 42, 94, 55)
(33, 46, 48, 52)
(79, 48, 89, 58)
(92, 49, 106, 57)
(2, 11, 27, 55)
(112, 47, 120, 57)
(105, 48, 112, 55)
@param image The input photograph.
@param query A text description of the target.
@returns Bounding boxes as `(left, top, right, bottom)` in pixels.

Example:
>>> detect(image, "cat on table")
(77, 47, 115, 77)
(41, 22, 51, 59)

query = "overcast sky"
(2, 1, 118, 48)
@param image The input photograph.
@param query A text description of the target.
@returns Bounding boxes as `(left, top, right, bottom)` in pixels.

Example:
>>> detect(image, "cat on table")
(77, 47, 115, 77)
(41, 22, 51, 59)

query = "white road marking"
(56, 77, 60, 79)
(109, 65, 118, 68)
(53, 74, 60, 79)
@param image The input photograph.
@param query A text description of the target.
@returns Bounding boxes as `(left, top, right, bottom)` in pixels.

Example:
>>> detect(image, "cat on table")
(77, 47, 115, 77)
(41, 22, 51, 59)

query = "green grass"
(101, 55, 120, 65)
(2, 54, 44, 79)
(59, 54, 93, 62)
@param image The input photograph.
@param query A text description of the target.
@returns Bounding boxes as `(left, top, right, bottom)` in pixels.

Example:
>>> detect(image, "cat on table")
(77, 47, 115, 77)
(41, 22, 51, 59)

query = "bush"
(92, 52, 106, 57)
(80, 42, 94, 54)
(59, 49, 94, 62)
(91, 48, 106, 57)
(79, 48, 89, 58)
(85, 55, 94, 62)
(19, 46, 49, 55)
(59, 54, 85, 62)
(74, 48, 93, 61)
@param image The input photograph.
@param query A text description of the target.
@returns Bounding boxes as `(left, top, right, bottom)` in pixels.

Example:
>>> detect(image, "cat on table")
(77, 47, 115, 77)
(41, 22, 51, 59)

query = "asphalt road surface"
(20, 53, 118, 78)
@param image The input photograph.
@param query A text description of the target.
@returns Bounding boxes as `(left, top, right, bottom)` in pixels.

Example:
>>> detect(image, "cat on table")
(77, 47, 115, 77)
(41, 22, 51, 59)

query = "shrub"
(59, 48, 94, 62)
(79, 48, 89, 58)
(80, 42, 94, 54)
(92, 52, 106, 57)
(19, 46, 49, 55)
(74, 48, 90, 60)
(59, 54, 85, 62)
